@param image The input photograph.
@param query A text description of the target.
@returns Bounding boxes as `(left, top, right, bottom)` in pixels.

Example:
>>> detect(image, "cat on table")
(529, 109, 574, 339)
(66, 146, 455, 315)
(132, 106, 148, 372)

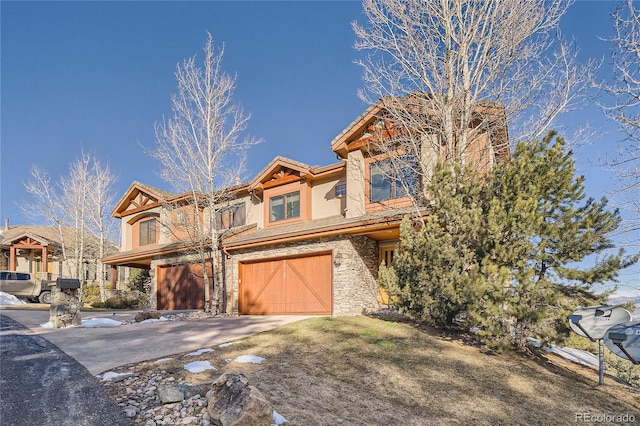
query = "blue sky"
(1, 1, 637, 294)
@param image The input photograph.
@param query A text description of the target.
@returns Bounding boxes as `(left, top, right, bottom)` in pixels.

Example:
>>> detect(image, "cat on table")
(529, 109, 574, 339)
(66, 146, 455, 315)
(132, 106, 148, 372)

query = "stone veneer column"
(48, 283, 82, 328)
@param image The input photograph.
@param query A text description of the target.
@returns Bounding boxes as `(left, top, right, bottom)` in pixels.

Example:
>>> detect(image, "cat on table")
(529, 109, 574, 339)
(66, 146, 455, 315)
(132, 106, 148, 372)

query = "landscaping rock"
(206, 372, 273, 426)
(157, 382, 213, 403)
(157, 384, 190, 403)
(184, 383, 212, 400)
(135, 310, 163, 322)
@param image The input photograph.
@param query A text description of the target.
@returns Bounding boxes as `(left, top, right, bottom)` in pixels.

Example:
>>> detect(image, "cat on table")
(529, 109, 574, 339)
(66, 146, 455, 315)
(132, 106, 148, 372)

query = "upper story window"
(139, 218, 157, 246)
(216, 203, 246, 229)
(270, 191, 300, 222)
(370, 156, 418, 202)
(335, 183, 347, 198)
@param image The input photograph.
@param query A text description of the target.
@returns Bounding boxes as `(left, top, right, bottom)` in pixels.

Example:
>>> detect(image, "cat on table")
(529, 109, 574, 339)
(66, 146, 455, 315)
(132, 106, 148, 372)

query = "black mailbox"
(56, 278, 81, 289)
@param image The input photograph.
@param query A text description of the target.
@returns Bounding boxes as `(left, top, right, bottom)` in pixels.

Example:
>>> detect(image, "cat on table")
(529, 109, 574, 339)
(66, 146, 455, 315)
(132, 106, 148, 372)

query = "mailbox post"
(48, 278, 82, 328)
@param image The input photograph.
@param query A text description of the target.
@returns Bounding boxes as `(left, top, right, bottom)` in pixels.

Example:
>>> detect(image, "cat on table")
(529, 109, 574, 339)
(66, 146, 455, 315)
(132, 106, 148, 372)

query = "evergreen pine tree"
(474, 131, 635, 350)
(380, 130, 637, 351)
(379, 162, 487, 326)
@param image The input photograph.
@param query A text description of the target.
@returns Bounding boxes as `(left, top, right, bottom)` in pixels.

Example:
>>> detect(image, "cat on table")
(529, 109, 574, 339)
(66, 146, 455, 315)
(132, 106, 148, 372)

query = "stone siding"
(226, 235, 381, 315)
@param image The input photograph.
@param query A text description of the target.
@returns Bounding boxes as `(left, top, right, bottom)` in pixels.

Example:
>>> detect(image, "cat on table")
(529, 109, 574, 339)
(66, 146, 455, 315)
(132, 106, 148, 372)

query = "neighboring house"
(102, 100, 508, 314)
(0, 219, 119, 285)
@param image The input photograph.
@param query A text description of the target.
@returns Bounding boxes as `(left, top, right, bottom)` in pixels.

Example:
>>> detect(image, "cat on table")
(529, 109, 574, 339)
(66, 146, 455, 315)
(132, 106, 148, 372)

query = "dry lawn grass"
(122, 315, 640, 425)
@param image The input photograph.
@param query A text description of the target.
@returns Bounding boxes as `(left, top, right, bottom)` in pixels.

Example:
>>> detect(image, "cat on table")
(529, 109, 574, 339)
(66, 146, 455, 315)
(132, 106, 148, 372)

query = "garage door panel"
(157, 263, 207, 310)
(239, 253, 332, 315)
(284, 264, 331, 311)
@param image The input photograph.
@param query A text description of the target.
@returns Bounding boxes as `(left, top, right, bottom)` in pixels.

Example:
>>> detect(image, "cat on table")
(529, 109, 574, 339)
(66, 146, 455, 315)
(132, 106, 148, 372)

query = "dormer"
(111, 182, 173, 250)
(331, 103, 381, 160)
(248, 157, 313, 228)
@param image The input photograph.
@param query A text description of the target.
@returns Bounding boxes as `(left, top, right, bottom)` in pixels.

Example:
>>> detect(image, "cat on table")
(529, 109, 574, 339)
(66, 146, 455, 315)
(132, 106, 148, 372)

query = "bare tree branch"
(150, 33, 260, 313)
(23, 153, 117, 291)
(352, 0, 596, 217)
(23, 165, 71, 276)
(600, 0, 640, 244)
(85, 156, 118, 302)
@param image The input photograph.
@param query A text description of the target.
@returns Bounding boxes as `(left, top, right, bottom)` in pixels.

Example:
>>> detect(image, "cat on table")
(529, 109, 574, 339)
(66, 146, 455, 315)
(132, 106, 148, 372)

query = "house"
(102, 100, 508, 314)
(0, 219, 118, 284)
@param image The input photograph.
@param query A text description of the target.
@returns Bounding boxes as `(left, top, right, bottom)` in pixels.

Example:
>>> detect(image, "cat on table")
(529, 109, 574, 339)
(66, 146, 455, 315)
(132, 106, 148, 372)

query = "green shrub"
(127, 268, 151, 306)
(90, 296, 141, 310)
(103, 297, 140, 309)
(83, 284, 102, 305)
(91, 295, 144, 309)
(128, 269, 151, 293)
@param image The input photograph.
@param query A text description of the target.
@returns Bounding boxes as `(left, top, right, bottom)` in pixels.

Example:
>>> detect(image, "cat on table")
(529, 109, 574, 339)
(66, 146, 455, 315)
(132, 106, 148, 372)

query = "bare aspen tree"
(353, 0, 596, 208)
(23, 166, 72, 277)
(60, 153, 91, 281)
(152, 33, 260, 313)
(602, 0, 640, 238)
(24, 153, 116, 293)
(85, 157, 117, 302)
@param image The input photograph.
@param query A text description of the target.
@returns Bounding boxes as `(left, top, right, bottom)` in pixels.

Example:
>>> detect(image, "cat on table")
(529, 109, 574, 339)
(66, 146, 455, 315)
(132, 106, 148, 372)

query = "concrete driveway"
(0, 306, 308, 375)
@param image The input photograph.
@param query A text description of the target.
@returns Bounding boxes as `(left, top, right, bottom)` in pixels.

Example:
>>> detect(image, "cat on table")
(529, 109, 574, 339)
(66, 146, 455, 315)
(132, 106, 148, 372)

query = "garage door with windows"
(239, 252, 332, 315)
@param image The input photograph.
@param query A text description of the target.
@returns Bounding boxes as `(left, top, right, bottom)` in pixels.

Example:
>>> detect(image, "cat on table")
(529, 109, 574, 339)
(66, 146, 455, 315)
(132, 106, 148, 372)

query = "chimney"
(4, 218, 8, 231)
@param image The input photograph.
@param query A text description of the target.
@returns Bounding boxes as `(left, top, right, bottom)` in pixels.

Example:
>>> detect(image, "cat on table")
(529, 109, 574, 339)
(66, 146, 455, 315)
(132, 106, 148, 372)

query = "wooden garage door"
(157, 263, 208, 310)
(239, 253, 332, 315)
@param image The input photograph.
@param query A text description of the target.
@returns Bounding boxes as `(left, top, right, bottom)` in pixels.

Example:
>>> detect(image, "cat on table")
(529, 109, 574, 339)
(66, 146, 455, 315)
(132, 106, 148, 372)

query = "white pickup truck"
(0, 271, 52, 303)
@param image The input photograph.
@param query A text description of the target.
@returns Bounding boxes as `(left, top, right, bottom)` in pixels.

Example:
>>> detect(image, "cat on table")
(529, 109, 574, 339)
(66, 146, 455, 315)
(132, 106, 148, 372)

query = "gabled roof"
(0, 225, 117, 257)
(330, 101, 382, 159)
(248, 156, 312, 191)
(247, 156, 345, 194)
(331, 95, 510, 160)
(2, 228, 55, 246)
(112, 181, 175, 218)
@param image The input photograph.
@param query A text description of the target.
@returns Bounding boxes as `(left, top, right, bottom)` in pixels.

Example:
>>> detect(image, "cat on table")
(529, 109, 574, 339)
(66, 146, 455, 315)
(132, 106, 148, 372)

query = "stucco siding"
(245, 195, 262, 229)
(345, 150, 366, 218)
(311, 175, 345, 219)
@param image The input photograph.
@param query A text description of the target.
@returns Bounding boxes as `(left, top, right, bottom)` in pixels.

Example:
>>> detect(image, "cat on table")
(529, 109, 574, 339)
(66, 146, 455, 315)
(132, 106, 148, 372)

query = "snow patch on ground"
(38, 317, 123, 329)
(273, 410, 288, 425)
(154, 358, 173, 363)
(218, 342, 233, 348)
(547, 345, 599, 369)
(183, 361, 217, 373)
(0, 291, 26, 305)
(101, 371, 134, 381)
(79, 318, 123, 328)
(187, 348, 215, 356)
(234, 354, 265, 364)
(528, 338, 599, 369)
(139, 316, 168, 324)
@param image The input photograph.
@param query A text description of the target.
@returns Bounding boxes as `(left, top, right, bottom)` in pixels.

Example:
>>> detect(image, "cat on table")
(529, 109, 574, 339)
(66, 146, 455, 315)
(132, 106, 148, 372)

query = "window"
(380, 247, 394, 267)
(369, 156, 418, 202)
(335, 183, 347, 198)
(270, 191, 300, 222)
(216, 203, 246, 229)
(139, 218, 157, 246)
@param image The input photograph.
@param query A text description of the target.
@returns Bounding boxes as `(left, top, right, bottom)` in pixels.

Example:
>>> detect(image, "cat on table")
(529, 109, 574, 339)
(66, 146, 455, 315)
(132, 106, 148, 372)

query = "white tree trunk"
(151, 33, 260, 314)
